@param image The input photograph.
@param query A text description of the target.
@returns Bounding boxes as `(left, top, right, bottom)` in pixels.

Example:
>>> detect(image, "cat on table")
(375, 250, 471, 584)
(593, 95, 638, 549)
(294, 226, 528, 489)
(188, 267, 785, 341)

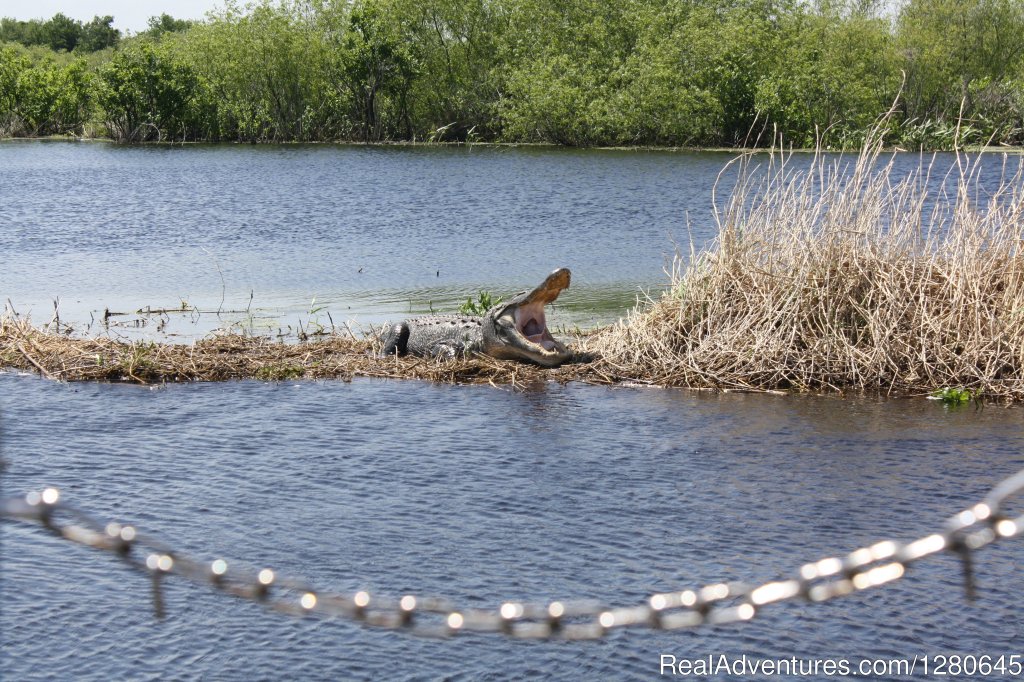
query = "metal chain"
(3, 468, 1023, 640)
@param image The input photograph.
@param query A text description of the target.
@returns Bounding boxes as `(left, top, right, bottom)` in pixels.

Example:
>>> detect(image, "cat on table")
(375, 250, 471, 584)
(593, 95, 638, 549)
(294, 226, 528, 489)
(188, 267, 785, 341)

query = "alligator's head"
(481, 267, 573, 367)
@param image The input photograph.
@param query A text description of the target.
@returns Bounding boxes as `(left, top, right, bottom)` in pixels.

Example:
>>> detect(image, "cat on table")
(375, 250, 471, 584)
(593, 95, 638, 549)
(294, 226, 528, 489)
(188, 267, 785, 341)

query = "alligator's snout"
(483, 268, 572, 366)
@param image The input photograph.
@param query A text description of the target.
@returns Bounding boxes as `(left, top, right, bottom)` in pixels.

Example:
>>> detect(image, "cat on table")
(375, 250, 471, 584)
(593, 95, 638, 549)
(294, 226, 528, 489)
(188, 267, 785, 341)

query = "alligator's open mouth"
(515, 302, 558, 350)
(508, 267, 571, 352)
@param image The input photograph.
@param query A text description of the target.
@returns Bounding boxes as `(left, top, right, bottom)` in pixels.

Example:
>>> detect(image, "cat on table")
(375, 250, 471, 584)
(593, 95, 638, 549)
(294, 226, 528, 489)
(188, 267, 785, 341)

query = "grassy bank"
(587, 136, 1024, 399)
(5, 135, 1024, 155)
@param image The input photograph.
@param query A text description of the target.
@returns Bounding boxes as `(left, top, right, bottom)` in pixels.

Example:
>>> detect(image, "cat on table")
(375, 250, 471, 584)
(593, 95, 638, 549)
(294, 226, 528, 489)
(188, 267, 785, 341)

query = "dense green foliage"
(97, 42, 215, 142)
(2, 0, 1024, 147)
(145, 14, 198, 37)
(1, 13, 119, 52)
(0, 45, 94, 136)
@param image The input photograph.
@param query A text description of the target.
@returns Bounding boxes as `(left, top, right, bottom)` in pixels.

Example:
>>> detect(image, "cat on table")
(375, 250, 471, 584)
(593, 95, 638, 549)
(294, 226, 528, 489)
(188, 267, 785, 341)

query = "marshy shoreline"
(0, 315, 605, 388)
(5, 134, 1024, 156)
(6, 134, 1024, 401)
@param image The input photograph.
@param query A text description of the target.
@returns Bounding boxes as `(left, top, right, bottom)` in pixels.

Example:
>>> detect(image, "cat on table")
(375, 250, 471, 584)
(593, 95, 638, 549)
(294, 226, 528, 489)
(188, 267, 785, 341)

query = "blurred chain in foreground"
(3, 468, 1024, 640)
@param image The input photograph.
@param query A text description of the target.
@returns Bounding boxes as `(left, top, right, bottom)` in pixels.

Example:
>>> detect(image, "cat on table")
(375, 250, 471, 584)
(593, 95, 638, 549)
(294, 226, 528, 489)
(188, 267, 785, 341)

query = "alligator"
(380, 267, 574, 367)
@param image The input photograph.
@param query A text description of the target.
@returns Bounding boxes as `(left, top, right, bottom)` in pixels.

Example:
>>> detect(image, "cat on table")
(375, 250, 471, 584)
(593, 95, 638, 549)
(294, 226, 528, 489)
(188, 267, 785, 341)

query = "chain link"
(3, 468, 1023, 640)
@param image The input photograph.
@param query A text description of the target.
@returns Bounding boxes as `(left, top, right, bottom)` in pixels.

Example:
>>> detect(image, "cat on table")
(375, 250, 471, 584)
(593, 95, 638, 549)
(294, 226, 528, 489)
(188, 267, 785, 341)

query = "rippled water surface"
(2, 141, 739, 334)
(3, 373, 1024, 680)
(3, 142, 1024, 680)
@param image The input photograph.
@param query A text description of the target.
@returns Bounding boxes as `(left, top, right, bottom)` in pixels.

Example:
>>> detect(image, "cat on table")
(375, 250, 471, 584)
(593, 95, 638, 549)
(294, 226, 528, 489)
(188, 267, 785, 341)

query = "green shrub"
(0, 47, 94, 136)
(97, 41, 215, 142)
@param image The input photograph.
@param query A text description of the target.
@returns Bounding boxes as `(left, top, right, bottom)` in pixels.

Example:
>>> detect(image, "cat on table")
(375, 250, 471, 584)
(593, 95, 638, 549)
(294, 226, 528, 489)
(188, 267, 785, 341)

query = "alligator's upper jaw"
(520, 267, 571, 307)
(486, 268, 572, 365)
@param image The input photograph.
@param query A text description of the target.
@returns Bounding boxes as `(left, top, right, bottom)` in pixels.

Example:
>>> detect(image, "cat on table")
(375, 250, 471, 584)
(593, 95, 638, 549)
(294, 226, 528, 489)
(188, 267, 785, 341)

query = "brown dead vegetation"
(0, 315, 607, 388)
(586, 135, 1024, 400)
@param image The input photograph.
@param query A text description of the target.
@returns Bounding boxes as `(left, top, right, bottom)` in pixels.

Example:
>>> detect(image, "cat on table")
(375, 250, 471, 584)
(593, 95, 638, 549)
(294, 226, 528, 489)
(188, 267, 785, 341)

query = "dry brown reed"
(585, 133, 1024, 399)
(0, 315, 601, 388)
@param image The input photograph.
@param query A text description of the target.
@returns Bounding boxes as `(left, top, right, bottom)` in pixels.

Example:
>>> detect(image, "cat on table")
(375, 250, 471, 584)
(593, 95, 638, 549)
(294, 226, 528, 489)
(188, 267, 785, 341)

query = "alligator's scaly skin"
(380, 268, 574, 367)
(380, 315, 486, 360)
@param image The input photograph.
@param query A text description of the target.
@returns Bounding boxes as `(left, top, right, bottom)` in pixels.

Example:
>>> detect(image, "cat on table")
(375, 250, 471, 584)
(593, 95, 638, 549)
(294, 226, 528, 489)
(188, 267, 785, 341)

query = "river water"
(1, 141, 738, 336)
(2, 141, 1024, 680)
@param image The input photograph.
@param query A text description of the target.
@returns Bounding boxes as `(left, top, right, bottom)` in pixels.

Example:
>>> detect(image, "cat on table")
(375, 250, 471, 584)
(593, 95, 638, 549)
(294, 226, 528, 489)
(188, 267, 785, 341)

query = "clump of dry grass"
(587, 135, 1024, 399)
(0, 315, 601, 388)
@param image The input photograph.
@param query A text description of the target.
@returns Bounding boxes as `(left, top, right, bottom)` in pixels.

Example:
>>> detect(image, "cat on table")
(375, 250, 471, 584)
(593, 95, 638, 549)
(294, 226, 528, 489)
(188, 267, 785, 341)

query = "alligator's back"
(380, 315, 485, 359)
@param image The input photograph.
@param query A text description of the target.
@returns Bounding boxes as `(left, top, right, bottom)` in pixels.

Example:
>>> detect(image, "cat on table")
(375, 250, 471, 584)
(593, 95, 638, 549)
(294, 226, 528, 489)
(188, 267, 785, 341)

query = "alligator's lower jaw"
(526, 333, 559, 351)
(485, 326, 570, 365)
(509, 332, 572, 365)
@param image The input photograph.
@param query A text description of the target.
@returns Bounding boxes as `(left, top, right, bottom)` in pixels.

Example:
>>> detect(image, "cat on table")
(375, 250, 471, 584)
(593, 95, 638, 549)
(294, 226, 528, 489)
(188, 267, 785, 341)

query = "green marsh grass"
(458, 291, 502, 316)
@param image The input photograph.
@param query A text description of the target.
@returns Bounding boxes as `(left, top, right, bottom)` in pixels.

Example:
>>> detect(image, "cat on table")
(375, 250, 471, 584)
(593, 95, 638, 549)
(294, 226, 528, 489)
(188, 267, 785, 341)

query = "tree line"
(1, 14, 120, 53)
(2, 0, 1023, 148)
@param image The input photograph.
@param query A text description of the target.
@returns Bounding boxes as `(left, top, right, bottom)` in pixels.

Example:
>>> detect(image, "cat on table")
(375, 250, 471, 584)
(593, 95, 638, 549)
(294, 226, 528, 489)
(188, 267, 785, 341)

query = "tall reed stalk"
(589, 133, 1024, 398)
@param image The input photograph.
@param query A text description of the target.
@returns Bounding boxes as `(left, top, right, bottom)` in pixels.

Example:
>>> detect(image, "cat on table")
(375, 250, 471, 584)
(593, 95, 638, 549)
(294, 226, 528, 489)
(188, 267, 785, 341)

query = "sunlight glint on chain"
(2, 469, 1024, 640)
